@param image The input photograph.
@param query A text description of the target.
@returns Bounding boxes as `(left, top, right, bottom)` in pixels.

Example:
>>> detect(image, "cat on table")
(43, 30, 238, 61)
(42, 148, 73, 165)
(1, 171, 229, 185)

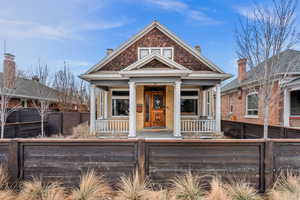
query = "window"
(138, 47, 173, 59)
(111, 90, 129, 117)
(206, 91, 211, 116)
(229, 95, 233, 113)
(181, 90, 198, 116)
(21, 99, 27, 108)
(246, 92, 258, 116)
(291, 90, 300, 115)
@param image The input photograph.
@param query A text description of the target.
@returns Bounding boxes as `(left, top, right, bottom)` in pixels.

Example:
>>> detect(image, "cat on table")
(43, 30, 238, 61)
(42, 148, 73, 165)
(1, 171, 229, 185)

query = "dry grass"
(224, 180, 262, 200)
(0, 165, 9, 190)
(205, 177, 230, 200)
(0, 190, 16, 200)
(170, 171, 205, 200)
(115, 170, 149, 200)
(70, 122, 94, 139)
(17, 178, 65, 200)
(268, 171, 300, 200)
(68, 169, 112, 200)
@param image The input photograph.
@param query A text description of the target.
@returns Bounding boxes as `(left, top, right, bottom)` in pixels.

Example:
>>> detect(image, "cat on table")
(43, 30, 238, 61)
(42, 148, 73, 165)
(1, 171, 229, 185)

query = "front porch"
(89, 79, 222, 138)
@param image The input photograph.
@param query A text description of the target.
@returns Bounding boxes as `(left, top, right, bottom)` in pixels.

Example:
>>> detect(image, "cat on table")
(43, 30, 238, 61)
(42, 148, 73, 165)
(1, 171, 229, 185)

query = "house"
(1, 53, 88, 112)
(81, 21, 231, 138)
(221, 49, 300, 128)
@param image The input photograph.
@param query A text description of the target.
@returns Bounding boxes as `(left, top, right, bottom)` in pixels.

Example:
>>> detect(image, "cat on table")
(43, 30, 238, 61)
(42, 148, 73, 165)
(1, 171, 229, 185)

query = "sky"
(0, 0, 299, 82)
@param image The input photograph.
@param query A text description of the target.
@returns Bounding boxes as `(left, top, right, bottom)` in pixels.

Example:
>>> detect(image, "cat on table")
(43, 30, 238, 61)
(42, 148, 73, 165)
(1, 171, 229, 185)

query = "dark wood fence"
(222, 120, 300, 138)
(47, 112, 90, 136)
(0, 138, 300, 191)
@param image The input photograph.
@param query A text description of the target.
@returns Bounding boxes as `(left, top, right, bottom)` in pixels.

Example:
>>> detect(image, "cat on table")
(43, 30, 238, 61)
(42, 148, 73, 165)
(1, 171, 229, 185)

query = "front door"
(144, 87, 166, 128)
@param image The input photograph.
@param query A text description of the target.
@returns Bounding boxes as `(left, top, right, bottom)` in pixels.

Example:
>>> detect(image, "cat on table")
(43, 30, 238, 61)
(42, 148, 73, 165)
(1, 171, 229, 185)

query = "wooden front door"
(144, 88, 166, 128)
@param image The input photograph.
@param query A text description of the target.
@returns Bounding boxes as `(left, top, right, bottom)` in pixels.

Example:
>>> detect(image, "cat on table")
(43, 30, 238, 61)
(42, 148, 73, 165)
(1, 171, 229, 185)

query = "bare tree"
(236, 0, 300, 138)
(31, 63, 55, 137)
(53, 62, 76, 111)
(0, 88, 20, 138)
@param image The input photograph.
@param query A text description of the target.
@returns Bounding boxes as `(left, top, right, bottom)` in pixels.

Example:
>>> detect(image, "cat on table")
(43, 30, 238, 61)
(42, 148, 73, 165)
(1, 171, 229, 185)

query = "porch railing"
(181, 119, 216, 133)
(96, 119, 129, 134)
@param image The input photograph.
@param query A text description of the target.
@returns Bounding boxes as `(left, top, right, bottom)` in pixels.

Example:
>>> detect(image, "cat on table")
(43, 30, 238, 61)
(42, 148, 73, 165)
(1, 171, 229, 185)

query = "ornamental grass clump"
(69, 169, 112, 200)
(170, 171, 205, 200)
(205, 177, 230, 200)
(268, 171, 300, 200)
(0, 165, 9, 190)
(224, 180, 262, 200)
(17, 178, 65, 200)
(115, 170, 150, 200)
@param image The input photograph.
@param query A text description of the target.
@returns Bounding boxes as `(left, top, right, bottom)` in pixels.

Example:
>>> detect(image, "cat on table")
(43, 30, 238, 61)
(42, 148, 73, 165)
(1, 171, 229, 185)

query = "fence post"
(241, 123, 245, 139)
(8, 139, 19, 184)
(264, 140, 274, 191)
(137, 140, 146, 181)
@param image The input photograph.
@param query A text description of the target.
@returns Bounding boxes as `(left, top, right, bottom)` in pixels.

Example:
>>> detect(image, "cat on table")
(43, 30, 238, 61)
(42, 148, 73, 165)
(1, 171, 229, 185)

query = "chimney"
(3, 53, 16, 89)
(106, 48, 113, 56)
(194, 45, 201, 54)
(32, 75, 40, 82)
(237, 58, 247, 82)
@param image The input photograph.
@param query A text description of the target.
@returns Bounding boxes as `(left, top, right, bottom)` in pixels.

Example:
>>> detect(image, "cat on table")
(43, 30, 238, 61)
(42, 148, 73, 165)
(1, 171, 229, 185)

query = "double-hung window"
(181, 89, 199, 116)
(111, 89, 129, 117)
(138, 47, 173, 59)
(291, 90, 300, 115)
(246, 92, 258, 116)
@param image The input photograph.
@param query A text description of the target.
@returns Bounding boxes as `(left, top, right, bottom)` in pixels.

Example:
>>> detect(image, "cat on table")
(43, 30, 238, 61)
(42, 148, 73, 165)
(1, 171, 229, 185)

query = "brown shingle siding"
(100, 28, 214, 72)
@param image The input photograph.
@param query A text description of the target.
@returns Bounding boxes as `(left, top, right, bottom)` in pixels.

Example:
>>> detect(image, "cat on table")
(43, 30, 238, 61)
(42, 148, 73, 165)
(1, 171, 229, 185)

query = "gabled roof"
(122, 53, 191, 71)
(0, 72, 59, 101)
(84, 21, 224, 74)
(222, 49, 300, 93)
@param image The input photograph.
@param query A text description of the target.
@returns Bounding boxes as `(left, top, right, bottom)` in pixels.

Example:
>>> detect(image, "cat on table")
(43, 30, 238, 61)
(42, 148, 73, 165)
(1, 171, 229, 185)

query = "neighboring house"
(221, 49, 300, 128)
(81, 21, 231, 137)
(1, 53, 87, 112)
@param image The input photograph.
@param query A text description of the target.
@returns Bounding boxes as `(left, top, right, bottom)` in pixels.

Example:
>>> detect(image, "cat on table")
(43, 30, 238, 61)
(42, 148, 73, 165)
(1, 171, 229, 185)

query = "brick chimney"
(3, 53, 16, 89)
(106, 48, 113, 56)
(194, 45, 201, 54)
(237, 58, 247, 82)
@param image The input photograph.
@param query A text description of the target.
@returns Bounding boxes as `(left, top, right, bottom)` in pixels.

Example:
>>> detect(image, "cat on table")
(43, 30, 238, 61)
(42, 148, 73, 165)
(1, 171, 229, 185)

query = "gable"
(99, 27, 215, 72)
(141, 59, 171, 69)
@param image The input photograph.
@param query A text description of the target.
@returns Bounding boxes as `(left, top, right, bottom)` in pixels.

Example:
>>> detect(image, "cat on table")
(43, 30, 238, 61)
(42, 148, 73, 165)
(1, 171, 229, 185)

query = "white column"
(283, 88, 290, 127)
(215, 84, 221, 132)
(104, 90, 108, 119)
(129, 81, 136, 137)
(173, 81, 181, 137)
(90, 84, 96, 133)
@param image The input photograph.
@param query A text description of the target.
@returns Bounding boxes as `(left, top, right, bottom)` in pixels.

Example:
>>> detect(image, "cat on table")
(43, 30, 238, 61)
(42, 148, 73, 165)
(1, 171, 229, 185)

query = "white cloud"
(145, 0, 221, 24)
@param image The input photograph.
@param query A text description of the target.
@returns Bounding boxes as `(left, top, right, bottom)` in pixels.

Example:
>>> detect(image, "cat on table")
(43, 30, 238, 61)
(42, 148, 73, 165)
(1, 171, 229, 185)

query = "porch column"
(104, 90, 108, 119)
(129, 81, 136, 137)
(173, 81, 181, 137)
(215, 84, 221, 132)
(90, 84, 96, 133)
(283, 88, 290, 127)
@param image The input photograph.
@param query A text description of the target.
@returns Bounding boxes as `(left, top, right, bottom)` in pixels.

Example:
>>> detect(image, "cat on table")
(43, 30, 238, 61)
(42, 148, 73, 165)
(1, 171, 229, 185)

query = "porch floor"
(137, 131, 179, 139)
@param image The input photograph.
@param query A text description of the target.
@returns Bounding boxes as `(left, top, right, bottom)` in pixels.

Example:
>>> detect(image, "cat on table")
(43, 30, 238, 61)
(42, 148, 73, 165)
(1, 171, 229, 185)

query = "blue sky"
(0, 0, 299, 81)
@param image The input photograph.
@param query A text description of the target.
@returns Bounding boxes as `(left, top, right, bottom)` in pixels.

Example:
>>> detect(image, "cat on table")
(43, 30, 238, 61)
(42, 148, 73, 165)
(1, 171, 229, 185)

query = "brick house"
(221, 49, 300, 128)
(1, 53, 88, 112)
(81, 21, 231, 138)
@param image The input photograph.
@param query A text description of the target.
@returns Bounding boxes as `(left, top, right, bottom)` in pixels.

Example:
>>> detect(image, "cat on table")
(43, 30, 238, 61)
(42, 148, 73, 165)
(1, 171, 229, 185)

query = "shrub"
(115, 170, 149, 200)
(71, 122, 93, 139)
(224, 180, 262, 200)
(170, 171, 205, 200)
(268, 171, 300, 200)
(17, 178, 65, 200)
(206, 177, 229, 200)
(69, 169, 111, 200)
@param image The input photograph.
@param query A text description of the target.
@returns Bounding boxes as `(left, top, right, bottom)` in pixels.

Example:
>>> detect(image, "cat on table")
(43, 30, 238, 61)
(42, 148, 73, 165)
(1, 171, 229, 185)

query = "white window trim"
(180, 88, 200, 118)
(289, 89, 300, 117)
(21, 99, 28, 108)
(245, 92, 259, 117)
(228, 95, 233, 114)
(138, 47, 174, 60)
(111, 88, 129, 118)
